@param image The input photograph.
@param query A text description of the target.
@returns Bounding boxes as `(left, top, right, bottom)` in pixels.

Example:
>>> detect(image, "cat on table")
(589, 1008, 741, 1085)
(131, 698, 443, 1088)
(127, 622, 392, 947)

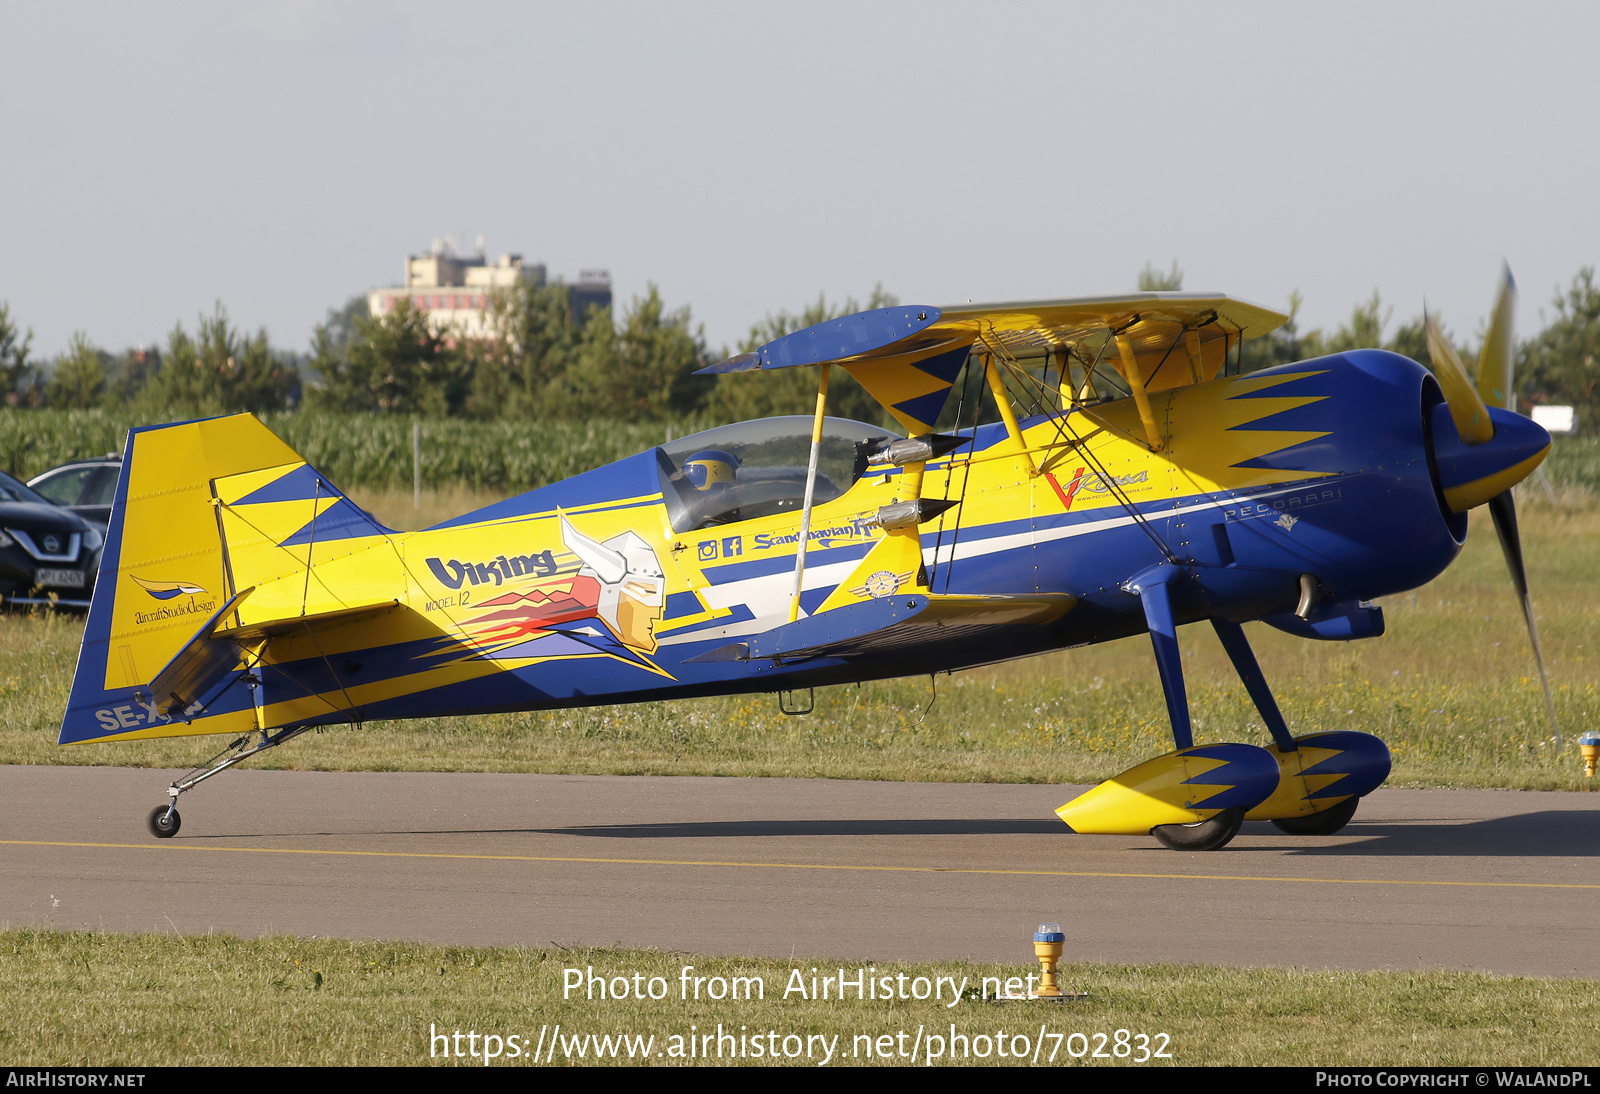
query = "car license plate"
(36, 568, 86, 588)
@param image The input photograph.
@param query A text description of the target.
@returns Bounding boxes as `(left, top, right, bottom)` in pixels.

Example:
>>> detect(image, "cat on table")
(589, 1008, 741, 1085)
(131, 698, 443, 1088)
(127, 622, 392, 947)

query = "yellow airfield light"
(1580, 732, 1600, 779)
(1033, 923, 1066, 999)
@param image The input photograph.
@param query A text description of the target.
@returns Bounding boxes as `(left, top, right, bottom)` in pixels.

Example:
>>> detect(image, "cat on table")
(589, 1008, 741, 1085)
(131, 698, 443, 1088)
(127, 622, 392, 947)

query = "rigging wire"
(299, 477, 322, 617)
(936, 354, 987, 594)
(926, 351, 973, 589)
(980, 330, 1181, 566)
(300, 617, 365, 730)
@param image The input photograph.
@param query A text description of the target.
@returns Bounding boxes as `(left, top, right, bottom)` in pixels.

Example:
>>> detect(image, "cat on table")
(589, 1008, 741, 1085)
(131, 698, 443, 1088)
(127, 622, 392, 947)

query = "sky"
(3, 1, 1597, 360)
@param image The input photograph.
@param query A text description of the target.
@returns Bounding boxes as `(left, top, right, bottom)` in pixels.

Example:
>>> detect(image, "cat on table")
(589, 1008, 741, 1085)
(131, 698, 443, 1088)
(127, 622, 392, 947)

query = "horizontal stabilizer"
(222, 600, 401, 642)
(140, 596, 401, 722)
(686, 592, 1075, 665)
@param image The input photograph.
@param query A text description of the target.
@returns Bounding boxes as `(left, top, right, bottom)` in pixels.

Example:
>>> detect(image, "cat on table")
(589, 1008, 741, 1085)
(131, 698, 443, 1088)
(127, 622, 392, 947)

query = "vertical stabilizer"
(60, 414, 393, 744)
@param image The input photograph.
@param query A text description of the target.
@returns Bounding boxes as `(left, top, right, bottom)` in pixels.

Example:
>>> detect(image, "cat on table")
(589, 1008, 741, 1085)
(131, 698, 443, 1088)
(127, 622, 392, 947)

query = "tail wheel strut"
(143, 724, 313, 839)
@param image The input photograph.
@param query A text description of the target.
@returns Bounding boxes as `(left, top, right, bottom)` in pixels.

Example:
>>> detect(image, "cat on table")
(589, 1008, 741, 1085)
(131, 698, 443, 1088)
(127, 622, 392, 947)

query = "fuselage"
(63, 348, 1522, 744)
(254, 349, 1472, 728)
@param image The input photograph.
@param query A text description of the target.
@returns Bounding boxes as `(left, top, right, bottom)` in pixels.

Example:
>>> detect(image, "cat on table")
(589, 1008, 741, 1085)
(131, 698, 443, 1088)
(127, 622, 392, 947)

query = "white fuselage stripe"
(660, 482, 1327, 647)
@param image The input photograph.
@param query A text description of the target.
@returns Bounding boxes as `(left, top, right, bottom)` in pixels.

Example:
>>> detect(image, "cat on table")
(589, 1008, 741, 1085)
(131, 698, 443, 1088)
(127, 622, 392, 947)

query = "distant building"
(570, 268, 616, 322)
(366, 241, 612, 340)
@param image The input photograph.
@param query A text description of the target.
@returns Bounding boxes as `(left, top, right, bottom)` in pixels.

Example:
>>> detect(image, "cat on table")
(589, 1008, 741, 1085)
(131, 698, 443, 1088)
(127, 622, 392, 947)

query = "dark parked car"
(0, 469, 103, 608)
(28, 454, 121, 527)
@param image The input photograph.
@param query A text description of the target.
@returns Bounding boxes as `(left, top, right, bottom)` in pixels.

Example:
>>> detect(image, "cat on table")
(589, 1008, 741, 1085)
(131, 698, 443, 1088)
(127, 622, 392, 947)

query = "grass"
(2, 489, 1596, 791)
(0, 930, 1594, 1066)
(349, 484, 512, 532)
(1544, 434, 1600, 493)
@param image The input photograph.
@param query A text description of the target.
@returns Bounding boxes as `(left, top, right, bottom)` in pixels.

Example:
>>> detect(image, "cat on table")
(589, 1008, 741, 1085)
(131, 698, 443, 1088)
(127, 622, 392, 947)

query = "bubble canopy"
(657, 416, 898, 534)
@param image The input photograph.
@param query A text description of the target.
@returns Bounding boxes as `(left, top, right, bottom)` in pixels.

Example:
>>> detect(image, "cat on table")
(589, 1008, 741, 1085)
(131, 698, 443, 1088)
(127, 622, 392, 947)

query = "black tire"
(1271, 796, 1358, 836)
(147, 804, 181, 839)
(1151, 806, 1245, 851)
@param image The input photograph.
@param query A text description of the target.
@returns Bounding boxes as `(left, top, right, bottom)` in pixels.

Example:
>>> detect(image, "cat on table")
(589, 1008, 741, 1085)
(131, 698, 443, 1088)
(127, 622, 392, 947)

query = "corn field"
(0, 410, 718, 492)
(2, 409, 1597, 496)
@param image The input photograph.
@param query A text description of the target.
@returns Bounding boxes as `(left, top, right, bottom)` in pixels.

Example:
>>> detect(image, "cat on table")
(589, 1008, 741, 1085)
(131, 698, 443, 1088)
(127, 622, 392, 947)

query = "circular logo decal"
(863, 570, 900, 598)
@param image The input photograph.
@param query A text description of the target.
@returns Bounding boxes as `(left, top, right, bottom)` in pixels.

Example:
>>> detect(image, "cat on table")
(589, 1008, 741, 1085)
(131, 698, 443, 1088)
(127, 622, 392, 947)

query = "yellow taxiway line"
(3, 839, 1597, 891)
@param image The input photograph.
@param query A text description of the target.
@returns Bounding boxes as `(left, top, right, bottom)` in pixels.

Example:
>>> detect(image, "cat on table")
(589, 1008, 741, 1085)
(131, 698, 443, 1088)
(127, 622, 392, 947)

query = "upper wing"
(696, 293, 1289, 434)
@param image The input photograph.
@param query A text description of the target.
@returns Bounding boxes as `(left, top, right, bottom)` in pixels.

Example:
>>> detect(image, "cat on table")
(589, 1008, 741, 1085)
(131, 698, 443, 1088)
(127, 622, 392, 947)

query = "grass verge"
(1, 930, 1595, 1067)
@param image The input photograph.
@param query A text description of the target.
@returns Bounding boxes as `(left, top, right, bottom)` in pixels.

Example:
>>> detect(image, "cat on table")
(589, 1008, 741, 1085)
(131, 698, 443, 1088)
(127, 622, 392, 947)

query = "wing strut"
(978, 336, 1180, 566)
(1114, 334, 1165, 452)
(788, 362, 832, 623)
(981, 350, 1036, 475)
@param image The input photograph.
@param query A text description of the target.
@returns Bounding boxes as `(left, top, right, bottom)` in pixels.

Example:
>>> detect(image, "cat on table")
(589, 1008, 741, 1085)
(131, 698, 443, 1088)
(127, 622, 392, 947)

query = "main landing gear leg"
(1209, 618, 1297, 753)
(1210, 618, 1378, 836)
(1138, 576, 1239, 851)
(1136, 574, 1192, 751)
(145, 725, 313, 838)
(1055, 571, 1280, 851)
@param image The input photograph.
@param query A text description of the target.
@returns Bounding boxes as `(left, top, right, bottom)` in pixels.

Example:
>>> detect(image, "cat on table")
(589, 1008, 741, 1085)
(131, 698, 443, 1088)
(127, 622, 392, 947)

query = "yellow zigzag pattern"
(1167, 370, 1333, 494)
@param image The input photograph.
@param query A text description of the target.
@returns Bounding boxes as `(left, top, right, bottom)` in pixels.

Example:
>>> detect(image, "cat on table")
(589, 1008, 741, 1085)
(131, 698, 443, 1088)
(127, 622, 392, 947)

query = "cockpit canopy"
(657, 416, 897, 533)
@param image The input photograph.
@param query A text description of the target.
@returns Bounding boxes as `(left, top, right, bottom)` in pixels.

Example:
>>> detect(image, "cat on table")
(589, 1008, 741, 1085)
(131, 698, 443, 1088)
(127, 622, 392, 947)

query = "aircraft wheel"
(147, 805, 181, 839)
(1271, 796, 1358, 836)
(1150, 807, 1244, 851)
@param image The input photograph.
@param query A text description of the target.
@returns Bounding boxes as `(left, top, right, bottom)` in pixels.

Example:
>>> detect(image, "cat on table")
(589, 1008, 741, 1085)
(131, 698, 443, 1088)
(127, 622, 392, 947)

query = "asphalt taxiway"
(3, 765, 1597, 977)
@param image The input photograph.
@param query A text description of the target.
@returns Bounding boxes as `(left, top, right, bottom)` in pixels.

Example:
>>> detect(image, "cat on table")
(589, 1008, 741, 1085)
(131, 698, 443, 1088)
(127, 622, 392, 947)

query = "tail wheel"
(147, 805, 181, 839)
(1151, 806, 1245, 851)
(1271, 796, 1359, 836)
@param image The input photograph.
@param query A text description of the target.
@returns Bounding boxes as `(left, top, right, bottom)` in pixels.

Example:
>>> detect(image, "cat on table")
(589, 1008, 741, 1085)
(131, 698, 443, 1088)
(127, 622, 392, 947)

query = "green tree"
(1238, 290, 1447, 374)
(138, 304, 297, 415)
(139, 324, 207, 413)
(549, 285, 708, 420)
(319, 295, 370, 358)
(1386, 316, 1430, 365)
(463, 280, 580, 419)
(1318, 291, 1390, 355)
(105, 344, 162, 406)
(212, 321, 297, 414)
(0, 301, 35, 405)
(706, 286, 898, 426)
(1239, 291, 1312, 373)
(1137, 261, 1184, 291)
(1520, 267, 1600, 432)
(45, 333, 108, 408)
(309, 297, 467, 415)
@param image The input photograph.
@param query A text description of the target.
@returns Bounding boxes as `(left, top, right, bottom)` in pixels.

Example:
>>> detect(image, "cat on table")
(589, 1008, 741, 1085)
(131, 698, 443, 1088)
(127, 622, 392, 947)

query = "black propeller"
(1486, 489, 1561, 745)
(1425, 267, 1560, 747)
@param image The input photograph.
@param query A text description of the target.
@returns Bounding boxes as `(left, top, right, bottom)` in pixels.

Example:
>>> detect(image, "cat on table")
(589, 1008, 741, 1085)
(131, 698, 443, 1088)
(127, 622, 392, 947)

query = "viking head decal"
(559, 515, 667, 653)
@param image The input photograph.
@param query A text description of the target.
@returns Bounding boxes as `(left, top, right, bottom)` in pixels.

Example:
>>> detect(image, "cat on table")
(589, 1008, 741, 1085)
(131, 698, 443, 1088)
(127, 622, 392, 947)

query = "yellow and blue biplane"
(61, 273, 1556, 850)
